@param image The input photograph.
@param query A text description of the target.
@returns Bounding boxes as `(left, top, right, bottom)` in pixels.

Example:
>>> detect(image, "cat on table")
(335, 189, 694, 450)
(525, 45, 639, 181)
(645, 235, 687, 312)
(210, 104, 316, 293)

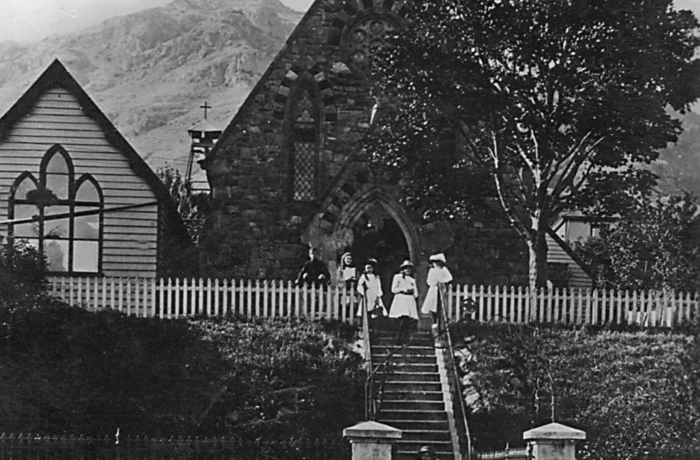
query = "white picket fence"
(47, 276, 699, 327)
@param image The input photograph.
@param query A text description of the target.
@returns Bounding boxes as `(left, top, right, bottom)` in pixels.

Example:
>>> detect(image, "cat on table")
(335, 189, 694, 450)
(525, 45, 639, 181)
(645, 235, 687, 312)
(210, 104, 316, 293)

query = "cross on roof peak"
(200, 101, 212, 119)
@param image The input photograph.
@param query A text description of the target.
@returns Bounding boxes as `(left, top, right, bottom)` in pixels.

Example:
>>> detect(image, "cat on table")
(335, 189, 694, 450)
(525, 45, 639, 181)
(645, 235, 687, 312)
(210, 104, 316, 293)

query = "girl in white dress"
(390, 260, 419, 344)
(421, 253, 453, 323)
(336, 252, 358, 289)
(356, 259, 387, 318)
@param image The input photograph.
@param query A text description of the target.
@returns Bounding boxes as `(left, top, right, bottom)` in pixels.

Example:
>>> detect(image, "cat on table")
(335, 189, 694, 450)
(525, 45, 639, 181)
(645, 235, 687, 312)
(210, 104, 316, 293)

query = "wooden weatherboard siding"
(0, 67, 161, 278)
(546, 232, 593, 289)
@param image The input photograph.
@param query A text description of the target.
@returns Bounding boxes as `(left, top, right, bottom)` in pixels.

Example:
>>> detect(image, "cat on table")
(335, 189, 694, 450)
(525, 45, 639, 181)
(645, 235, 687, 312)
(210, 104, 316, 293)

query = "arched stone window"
(9, 145, 103, 274)
(288, 78, 322, 202)
(342, 13, 400, 76)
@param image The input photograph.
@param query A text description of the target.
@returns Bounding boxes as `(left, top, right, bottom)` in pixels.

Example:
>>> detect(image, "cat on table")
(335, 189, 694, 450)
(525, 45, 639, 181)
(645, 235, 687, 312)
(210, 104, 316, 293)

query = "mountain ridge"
(0, 0, 303, 186)
(1, 1, 700, 196)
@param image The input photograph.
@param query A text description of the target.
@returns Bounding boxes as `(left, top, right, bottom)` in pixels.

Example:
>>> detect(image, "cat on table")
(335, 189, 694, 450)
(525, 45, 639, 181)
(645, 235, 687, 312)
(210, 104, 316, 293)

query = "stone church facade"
(199, 0, 572, 292)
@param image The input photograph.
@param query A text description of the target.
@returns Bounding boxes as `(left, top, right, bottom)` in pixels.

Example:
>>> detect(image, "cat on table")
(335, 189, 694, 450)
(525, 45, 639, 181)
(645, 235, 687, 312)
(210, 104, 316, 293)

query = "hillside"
(0, 300, 363, 437)
(655, 110, 700, 196)
(0, 0, 303, 187)
(462, 323, 700, 459)
(1, 0, 700, 196)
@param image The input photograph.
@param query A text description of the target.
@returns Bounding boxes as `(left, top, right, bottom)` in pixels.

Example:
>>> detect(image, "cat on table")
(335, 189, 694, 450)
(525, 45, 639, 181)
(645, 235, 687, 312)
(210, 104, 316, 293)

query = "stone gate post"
(343, 421, 402, 460)
(523, 422, 586, 460)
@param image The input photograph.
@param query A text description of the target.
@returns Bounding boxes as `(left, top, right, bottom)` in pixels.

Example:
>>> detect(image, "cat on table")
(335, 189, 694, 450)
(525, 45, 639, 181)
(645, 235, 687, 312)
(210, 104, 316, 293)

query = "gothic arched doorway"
(342, 203, 410, 308)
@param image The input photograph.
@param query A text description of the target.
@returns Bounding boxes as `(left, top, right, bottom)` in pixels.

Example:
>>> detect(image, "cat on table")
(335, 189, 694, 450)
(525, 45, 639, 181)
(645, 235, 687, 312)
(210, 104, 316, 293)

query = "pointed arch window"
(289, 80, 321, 202)
(9, 145, 103, 274)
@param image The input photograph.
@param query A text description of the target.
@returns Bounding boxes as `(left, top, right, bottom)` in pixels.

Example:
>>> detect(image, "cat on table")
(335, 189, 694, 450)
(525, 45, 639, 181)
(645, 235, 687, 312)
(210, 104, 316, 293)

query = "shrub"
(457, 323, 700, 460)
(0, 236, 47, 303)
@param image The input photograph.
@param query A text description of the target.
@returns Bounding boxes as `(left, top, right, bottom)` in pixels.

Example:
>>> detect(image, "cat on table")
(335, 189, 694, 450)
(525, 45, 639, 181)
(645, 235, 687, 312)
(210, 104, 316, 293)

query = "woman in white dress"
(356, 259, 387, 318)
(390, 260, 419, 344)
(421, 253, 453, 324)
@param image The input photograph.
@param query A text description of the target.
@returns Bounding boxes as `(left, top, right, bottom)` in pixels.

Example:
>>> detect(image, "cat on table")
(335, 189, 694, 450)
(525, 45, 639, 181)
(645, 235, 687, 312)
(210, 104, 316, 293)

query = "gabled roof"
(200, 0, 323, 168)
(0, 59, 191, 247)
(188, 119, 221, 134)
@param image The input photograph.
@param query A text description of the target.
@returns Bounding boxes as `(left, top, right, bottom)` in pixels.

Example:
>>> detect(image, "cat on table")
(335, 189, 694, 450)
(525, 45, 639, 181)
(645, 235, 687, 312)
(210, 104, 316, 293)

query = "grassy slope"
(462, 323, 700, 459)
(0, 301, 364, 439)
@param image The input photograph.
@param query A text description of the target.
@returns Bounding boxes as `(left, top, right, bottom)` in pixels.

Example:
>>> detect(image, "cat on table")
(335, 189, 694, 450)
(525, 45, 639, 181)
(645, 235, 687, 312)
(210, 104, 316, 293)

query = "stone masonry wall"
(201, 0, 381, 279)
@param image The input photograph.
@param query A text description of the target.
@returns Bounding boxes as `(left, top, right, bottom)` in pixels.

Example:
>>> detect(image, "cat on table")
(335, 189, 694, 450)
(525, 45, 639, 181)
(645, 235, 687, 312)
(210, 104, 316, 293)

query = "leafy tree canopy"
(366, 0, 700, 287)
(575, 192, 700, 292)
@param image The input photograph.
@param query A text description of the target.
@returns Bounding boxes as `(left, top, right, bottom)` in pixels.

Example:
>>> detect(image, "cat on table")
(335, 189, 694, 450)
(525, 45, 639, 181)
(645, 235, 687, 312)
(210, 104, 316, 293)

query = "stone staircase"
(370, 329, 459, 460)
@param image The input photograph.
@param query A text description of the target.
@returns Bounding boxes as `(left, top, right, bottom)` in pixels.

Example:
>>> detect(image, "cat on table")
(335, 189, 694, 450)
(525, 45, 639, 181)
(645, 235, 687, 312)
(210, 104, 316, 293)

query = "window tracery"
(289, 81, 321, 202)
(342, 14, 399, 75)
(9, 145, 103, 273)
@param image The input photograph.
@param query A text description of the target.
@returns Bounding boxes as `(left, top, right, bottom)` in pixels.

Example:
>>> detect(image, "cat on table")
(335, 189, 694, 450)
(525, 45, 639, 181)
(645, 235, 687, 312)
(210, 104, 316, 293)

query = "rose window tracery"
(343, 15, 398, 75)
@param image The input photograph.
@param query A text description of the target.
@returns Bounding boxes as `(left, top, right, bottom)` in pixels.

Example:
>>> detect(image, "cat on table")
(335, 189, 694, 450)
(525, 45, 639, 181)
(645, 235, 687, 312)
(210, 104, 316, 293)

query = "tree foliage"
(0, 236, 47, 305)
(575, 192, 700, 292)
(366, 0, 700, 288)
(157, 166, 210, 245)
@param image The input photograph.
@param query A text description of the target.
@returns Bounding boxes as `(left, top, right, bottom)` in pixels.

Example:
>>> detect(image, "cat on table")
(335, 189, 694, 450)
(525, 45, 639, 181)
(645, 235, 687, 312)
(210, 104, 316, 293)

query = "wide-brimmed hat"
(399, 260, 415, 270)
(365, 258, 378, 266)
(340, 252, 353, 265)
(429, 253, 446, 264)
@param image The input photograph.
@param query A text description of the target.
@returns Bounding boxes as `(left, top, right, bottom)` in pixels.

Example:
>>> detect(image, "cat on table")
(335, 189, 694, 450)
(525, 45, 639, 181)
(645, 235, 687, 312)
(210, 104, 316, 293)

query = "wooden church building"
(0, 60, 191, 278)
(199, 0, 591, 290)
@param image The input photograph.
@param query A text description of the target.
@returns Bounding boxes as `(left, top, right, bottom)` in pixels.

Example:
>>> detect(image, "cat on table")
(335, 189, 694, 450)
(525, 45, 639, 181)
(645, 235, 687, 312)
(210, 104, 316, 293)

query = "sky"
(0, 0, 697, 43)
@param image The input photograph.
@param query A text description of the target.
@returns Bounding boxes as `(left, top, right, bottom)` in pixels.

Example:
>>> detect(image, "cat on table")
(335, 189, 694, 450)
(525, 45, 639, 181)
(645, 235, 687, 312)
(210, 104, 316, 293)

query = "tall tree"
(366, 0, 700, 289)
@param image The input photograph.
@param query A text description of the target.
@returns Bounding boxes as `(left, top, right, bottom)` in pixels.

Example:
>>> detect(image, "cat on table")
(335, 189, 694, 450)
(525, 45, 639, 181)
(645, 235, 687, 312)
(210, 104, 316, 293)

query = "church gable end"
(200, 0, 410, 279)
(0, 60, 191, 278)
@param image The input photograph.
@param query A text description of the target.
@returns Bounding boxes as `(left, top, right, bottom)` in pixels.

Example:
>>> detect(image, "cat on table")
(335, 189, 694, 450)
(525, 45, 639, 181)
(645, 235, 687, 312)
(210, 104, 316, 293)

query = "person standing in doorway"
(336, 252, 358, 289)
(421, 253, 453, 326)
(357, 259, 387, 318)
(295, 247, 331, 287)
(389, 260, 419, 345)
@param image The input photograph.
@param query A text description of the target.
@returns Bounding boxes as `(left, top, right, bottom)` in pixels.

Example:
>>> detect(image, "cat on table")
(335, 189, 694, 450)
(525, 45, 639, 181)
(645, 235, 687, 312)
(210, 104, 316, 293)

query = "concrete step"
(370, 334, 435, 347)
(372, 353, 437, 365)
(398, 430, 452, 442)
(372, 345, 435, 364)
(377, 363, 438, 373)
(372, 329, 432, 338)
(379, 419, 450, 432)
(378, 409, 448, 421)
(383, 381, 442, 393)
(380, 400, 445, 411)
(374, 372, 440, 383)
(379, 391, 444, 402)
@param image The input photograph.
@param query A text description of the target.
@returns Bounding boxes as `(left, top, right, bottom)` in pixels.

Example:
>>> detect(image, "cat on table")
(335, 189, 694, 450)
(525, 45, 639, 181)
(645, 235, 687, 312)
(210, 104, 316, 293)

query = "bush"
(0, 237, 47, 303)
(457, 323, 700, 460)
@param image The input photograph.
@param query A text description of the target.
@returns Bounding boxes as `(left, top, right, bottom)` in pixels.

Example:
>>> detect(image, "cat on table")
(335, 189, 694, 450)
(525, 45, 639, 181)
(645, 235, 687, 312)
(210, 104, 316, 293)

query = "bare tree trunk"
(527, 212, 550, 292)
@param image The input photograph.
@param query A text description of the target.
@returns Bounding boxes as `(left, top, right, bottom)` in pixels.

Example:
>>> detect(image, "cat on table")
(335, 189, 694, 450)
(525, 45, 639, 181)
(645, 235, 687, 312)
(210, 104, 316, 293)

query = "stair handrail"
(365, 324, 413, 421)
(437, 283, 473, 460)
(360, 292, 376, 419)
(361, 292, 372, 368)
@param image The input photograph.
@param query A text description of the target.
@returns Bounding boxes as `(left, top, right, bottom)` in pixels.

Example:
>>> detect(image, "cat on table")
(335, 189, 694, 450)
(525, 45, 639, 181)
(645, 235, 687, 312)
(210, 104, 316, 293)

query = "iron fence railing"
(476, 446, 529, 460)
(0, 434, 350, 460)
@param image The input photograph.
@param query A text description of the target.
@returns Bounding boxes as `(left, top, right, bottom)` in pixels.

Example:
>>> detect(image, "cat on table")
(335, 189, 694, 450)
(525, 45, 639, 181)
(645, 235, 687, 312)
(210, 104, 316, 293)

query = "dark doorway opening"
(345, 208, 409, 309)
